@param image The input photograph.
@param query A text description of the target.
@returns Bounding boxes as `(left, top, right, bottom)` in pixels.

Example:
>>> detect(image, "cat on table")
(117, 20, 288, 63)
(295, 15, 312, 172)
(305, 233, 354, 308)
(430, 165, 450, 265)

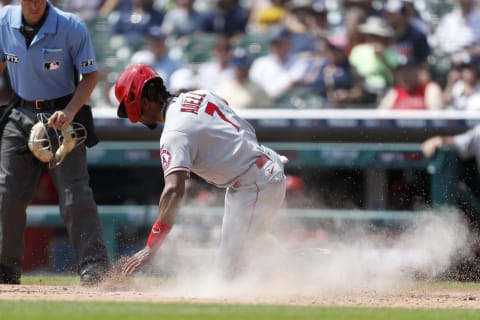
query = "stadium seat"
(235, 32, 270, 58)
(273, 87, 326, 109)
(179, 34, 219, 65)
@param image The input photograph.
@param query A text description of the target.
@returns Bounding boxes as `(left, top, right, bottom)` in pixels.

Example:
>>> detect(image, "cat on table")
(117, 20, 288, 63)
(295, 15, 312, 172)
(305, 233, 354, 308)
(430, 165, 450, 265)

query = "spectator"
(383, 0, 430, 65)
(169, 67, 198, 95)
(285, 0, 329, 31)
(342, 0, 380, 18)
(0, 0, 13, 9)
(343, 5, 368, 54)
(349, 16, 398, 100)
(302, 34, 368, 107)
(341, 0, 383, 53)
(195, 35, 234, 92)
(62, 0, 112, 21)
(249, 0, 287, 32)
(130, 26, 184, 87)
(201, 0, 250, 37)
(378, 56, 443, 110)
(401, 0, 429, 35)
(283, 0, 329, 54)
(444, 56, 480, 111)
(111, 0, 164, 50)
(215, 47, 272, 109)
(160, 0, 206, 38)
(98, 0, 121, 15)
(422, 126, 480, 166)
(434, 0, 480, 62)
(249, 24, 309, 100)
(301, 28, 329, 67)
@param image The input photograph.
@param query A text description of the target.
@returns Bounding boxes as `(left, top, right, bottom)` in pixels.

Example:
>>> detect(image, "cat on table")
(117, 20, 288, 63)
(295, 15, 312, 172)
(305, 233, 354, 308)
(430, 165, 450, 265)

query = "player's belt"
(255, 154, 269, 169)
(232, 154, 271, 188)
(18, 93, 73, 110)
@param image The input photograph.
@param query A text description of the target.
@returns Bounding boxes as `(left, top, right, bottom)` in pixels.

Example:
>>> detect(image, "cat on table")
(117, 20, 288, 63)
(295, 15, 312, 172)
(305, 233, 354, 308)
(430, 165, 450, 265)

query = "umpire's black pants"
(0, 106, 109, 281)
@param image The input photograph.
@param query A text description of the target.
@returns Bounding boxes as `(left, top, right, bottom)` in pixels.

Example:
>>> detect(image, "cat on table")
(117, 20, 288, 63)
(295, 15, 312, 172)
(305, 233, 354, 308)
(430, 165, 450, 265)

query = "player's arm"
(122, 171, 188, 275)
(421, 136, 455, 158)
(0, 61, 5, 75)
(48, 70, 99, 130)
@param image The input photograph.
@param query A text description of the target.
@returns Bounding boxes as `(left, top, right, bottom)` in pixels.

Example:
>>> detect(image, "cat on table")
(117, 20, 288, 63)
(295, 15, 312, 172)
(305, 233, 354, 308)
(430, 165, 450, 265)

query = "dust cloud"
(124, 210, 472, 300)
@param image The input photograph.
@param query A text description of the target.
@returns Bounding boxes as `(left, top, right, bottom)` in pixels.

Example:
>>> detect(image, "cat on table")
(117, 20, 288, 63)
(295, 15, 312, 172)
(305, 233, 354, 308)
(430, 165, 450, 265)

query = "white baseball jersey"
(160, 90, 264, 186)
(160, 89, 287, 278)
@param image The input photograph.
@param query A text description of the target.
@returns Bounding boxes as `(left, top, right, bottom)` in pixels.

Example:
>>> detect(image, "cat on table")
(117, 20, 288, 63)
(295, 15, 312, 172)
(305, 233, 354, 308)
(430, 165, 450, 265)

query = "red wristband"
(146, 220, 172, 249)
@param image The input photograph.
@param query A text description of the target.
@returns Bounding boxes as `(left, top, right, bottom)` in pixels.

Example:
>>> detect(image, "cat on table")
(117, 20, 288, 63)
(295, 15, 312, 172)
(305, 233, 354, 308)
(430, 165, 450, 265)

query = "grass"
(1, 276, 479, 320)
(21, 274, 78, 286)
(414, 281, 480, 291)
(19, 274, 480, 290)
(0, 300, 479, 320)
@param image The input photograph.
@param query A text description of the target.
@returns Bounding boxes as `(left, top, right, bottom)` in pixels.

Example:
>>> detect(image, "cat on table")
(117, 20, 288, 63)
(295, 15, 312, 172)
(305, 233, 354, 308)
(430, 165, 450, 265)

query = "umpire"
(0, 0, 109, 285)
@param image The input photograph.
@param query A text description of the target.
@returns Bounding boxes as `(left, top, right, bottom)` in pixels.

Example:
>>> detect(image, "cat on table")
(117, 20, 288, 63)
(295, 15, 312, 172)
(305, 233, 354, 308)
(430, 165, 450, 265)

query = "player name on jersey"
(180, 92, 206, 114)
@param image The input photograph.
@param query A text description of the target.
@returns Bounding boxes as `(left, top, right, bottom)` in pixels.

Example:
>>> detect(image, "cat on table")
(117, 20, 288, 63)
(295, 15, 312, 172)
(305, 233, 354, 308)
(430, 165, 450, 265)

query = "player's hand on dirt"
(421, 136, 443, 158)
(122, 246, 154, 276)
(48, 110, 74, 131)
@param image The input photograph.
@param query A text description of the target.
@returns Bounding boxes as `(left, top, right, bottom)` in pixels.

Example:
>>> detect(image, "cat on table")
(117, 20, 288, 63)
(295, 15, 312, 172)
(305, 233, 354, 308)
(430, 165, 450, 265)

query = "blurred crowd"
(4, 0, 479, 272)
(2, 0, 480, 112)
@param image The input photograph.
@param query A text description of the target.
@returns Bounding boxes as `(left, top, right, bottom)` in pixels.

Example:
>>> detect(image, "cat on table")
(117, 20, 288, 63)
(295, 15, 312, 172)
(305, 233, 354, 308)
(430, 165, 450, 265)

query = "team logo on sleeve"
(81, 59, 95, 67)
(160, 149, 172, 170)
(4, 54, 19, 64)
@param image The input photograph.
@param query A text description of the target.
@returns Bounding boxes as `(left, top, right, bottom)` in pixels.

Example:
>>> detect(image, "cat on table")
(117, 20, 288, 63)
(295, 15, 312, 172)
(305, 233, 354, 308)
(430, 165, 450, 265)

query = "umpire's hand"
(48, 110, 74, 131)
(122, 246, 154, 276)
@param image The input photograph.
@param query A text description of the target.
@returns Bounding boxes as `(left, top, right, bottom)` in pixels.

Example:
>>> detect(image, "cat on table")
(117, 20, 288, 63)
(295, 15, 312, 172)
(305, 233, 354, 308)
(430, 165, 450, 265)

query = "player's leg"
(0, 112, 43, 284)
(51, 144, 109, 285)
(243, 147, 288, 259)
(243, 173, 287, 262)
(217, 158, 286, 279)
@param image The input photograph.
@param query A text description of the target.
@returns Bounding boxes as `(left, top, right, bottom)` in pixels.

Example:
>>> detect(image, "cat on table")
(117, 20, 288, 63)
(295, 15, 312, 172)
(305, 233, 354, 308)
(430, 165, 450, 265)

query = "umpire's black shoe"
(80, 263, 109, 286)
(0, 265, 20, 284)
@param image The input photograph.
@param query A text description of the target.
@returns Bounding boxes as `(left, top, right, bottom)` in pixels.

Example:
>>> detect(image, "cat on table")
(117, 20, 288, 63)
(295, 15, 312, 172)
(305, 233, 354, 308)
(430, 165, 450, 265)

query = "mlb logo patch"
(44, 61, 60, 70)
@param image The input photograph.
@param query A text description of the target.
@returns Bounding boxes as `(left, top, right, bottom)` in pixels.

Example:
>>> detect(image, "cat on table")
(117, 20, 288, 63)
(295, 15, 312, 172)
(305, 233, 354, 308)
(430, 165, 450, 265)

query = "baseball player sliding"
(115, 64, 287, 279)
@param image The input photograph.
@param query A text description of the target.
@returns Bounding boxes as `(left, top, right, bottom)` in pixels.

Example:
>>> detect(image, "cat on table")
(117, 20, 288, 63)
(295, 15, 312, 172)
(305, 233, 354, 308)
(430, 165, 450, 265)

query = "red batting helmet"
(115, 64, 158, 123)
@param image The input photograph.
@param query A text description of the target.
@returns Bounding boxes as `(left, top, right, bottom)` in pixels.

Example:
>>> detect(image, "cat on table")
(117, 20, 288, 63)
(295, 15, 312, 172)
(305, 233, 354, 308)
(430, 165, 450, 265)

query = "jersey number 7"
(205, 102, 240, 131)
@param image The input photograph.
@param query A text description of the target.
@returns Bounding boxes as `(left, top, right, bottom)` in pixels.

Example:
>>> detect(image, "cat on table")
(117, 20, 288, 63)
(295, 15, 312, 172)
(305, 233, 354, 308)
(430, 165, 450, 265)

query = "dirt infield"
(2, 212, 478, 309)
(0, 283, 480, 309)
